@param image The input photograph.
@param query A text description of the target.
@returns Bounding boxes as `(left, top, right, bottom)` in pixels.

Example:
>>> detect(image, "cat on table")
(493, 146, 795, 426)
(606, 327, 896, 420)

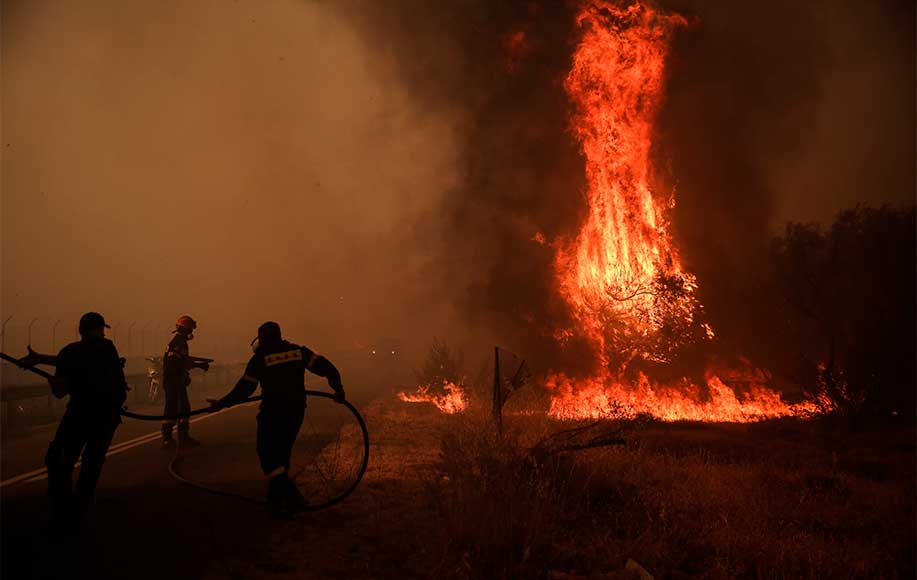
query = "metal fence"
(0, 313, 249, 433)
(0, 362, 246, 434)
(0, 315, 245, 387)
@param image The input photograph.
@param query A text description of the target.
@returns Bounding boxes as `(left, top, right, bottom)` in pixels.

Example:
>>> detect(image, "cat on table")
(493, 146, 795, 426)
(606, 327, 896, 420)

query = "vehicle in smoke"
(367, 336, 403, 359)
(146, 356, 163, 404)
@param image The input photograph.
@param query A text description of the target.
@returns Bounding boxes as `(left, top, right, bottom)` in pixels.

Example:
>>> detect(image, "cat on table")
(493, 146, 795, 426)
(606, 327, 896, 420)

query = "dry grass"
(428, 411, 915, 580)
(237, 397, 915, 580)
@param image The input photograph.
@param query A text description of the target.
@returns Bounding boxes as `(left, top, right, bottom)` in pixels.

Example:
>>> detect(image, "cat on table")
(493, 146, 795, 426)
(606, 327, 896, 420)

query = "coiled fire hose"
(1, 352, 370, 510)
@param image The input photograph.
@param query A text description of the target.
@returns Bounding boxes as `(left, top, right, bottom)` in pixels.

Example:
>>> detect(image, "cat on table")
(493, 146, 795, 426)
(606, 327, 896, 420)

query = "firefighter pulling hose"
(209, 321, 348, 515)
(1, 316, 370, 528)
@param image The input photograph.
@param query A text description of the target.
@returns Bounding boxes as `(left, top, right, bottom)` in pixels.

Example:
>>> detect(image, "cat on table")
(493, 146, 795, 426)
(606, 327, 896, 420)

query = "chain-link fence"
(0, 314, 248, 433)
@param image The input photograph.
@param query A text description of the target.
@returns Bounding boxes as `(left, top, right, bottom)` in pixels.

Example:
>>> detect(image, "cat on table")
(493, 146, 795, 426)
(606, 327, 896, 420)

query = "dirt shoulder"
(202, 397, 452, 580)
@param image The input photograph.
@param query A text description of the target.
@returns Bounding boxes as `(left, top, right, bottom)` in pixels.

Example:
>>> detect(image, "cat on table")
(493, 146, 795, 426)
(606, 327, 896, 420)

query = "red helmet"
(175, 315, 197, 332)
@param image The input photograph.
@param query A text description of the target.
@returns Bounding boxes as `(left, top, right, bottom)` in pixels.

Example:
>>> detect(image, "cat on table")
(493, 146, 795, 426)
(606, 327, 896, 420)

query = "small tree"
(414, 339, 464, 389)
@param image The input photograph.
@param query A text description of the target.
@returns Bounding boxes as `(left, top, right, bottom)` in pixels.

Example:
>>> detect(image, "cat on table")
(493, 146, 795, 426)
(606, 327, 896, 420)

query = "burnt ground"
(3, 393, 915, 580)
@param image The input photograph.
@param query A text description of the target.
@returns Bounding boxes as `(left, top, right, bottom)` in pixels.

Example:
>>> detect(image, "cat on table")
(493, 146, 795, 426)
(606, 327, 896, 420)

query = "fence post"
(51, 319, 61, 352)
(1, 315, 12, 356)
(492, 346, 503, 434)
(141, 320, 153, 357)
(27, 318, 39, 347)
(154, 323, 163, 354)
(127, 321, 136, 359)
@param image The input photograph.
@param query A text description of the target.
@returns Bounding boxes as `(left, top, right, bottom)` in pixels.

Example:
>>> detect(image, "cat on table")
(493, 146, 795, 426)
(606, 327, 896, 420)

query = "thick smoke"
(1, 0, 462, 371)
(3, 0, 912, 383)
(335, 0, 915, 374)
(337, 1, 592, 372)
(656, 0, 916, 361)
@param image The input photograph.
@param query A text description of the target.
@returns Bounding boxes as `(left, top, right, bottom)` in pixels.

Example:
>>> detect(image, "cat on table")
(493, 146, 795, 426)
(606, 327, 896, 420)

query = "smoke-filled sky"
(2, 0, 463, 360)
(2, 0, 914, 369)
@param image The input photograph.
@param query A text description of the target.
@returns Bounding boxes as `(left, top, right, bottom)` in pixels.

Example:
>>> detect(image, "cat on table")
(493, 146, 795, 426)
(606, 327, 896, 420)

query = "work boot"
(282, 477, 307, 514)
(267, 475, 290, 519)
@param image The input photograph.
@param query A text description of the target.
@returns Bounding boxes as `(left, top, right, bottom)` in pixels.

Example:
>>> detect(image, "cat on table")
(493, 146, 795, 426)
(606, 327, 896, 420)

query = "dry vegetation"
(426, 407, 915, 580)
(226, 396, 915, 580)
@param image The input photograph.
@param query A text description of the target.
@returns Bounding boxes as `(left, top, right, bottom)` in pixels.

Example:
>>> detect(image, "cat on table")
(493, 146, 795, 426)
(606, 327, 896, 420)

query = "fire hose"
(0, 352, 370, 511)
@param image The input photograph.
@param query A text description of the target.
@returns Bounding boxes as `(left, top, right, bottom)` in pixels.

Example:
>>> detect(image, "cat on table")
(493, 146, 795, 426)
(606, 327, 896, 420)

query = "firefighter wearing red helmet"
(161, 315, 210, 448)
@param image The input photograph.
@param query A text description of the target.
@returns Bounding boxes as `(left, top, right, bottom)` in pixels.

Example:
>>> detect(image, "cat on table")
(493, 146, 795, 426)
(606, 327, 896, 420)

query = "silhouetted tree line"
(767, 205, 916, 419)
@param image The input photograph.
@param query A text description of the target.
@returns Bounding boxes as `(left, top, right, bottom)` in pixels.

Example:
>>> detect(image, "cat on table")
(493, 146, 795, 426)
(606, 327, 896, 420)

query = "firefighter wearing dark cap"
(161, 315, 210, 448)
(211, 321, 345, 516)
(42, 312, 128, 530)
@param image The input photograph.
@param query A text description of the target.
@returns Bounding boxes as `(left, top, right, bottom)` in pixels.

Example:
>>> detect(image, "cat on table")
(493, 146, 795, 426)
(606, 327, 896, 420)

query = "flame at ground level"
(546, 373, 823, 423)
(398, 381, 469, 414)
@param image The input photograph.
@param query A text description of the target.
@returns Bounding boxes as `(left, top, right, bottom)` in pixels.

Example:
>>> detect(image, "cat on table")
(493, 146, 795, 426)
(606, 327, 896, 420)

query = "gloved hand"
(19, 346, 42, 368)
(333, 389, 346, 404)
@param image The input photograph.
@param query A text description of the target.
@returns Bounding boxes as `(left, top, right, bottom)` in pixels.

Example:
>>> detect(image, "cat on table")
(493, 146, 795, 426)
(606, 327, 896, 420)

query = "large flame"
(551, 1, 816, 422)
(547, 373, 824, 422)
(555, 1, 699, 365)
(398, 381, 469, 415)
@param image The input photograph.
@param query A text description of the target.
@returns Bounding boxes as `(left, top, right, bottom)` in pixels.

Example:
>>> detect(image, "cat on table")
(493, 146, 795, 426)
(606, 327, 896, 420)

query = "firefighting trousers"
(45, 410, 119, 509)
(256, 403, 306, 476)
(161, 380, 191, 438)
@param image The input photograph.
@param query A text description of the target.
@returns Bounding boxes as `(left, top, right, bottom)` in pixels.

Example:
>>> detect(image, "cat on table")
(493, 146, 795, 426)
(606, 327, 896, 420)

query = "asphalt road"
(1, 395, 358, 580)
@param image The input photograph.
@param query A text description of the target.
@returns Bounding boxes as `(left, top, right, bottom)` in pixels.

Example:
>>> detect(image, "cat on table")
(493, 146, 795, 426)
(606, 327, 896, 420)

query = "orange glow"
(547, 372, 822, 422)
(398, 380, 469, 414)
(550, 1, 819, 422)
(503, 29, 531, 73)
(555, 1, 696, 366)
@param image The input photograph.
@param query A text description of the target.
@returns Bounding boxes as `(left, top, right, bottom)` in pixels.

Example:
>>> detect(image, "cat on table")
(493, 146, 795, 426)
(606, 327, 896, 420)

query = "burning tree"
(547, 1, 820, 422)
(554, 2, 701, 374)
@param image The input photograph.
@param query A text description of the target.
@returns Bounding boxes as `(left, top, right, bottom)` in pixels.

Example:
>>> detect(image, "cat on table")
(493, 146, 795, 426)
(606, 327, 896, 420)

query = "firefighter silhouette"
(161, 315, 210, 448)
(39, 312, 128, 532)
(211, 321, 345, 517)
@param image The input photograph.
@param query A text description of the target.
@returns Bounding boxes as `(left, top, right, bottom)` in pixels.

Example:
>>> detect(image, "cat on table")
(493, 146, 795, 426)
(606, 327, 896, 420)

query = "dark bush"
(770, 204, 916, 418)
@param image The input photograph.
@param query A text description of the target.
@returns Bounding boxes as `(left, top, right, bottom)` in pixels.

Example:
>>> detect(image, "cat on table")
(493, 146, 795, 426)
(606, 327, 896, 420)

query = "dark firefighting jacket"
(55, 337, 128, 423)
(162, 333, 193, 389)
(218, 341, 342, 409)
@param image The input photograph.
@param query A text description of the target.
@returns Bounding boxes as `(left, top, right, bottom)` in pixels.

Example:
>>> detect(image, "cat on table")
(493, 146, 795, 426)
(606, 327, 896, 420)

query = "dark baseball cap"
(78, 312, 110, 331)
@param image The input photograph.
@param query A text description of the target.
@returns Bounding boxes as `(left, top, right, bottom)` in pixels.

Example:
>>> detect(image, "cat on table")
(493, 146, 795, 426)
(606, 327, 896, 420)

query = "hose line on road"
(0, 352, 371, 511)
(162, 392, 371, 511)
